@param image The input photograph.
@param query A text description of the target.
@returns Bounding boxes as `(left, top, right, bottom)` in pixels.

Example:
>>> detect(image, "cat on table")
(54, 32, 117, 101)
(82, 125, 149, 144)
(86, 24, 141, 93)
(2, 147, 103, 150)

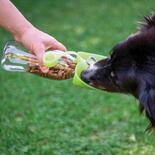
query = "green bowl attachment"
(73, 52, 106, 89)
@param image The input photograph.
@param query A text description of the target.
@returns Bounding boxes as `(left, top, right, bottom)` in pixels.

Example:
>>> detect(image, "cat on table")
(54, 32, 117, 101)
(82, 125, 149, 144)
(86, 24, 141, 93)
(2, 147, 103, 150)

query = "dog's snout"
(81, 63, 100, 84)
(81, 70, 92, 83)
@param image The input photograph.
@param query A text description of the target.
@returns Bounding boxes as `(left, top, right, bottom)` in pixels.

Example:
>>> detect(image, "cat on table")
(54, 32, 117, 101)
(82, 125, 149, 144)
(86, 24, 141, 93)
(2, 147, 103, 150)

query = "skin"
(0, 0, 66, 72)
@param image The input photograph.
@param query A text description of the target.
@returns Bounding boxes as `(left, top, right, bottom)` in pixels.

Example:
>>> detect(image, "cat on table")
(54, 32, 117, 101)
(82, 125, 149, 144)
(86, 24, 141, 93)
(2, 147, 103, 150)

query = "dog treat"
(27, 61, 76, 80)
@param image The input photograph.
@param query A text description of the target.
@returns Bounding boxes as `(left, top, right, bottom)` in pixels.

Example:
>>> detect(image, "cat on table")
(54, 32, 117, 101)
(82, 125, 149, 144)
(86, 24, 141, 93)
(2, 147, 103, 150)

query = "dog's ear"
(140, 13, 155, 31)
(138, 85, 155, 130)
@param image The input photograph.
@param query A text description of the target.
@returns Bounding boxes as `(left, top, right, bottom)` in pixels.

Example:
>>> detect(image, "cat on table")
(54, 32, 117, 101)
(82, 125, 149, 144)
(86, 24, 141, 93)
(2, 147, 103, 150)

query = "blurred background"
(0, 0, 155, 154)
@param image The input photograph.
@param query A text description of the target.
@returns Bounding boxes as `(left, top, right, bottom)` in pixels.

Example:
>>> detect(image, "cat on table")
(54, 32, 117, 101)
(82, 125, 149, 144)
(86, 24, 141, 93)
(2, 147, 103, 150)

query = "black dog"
(81, 13, 155, 130)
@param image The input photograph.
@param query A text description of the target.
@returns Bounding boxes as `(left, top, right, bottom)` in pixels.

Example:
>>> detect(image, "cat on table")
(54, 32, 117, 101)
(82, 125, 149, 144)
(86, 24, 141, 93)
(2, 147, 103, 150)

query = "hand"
(14, 27, 66, 72)
(0, 0, 66, 72)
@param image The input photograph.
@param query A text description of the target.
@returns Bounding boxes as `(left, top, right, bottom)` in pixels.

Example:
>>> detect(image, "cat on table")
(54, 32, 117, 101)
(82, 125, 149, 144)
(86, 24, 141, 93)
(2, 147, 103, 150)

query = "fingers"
(33, 45, 49, 73)
(46, 38, 67, 51)
(53, 41, 67, 51)
(34, 46, 45, 65)
(31, 35, 67, 73)
(40, 66, 49, 73)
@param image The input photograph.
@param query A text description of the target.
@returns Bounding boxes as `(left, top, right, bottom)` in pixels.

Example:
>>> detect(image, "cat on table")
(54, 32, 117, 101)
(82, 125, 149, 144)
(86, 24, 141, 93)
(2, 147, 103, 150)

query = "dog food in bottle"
(1, 41, 77, 80)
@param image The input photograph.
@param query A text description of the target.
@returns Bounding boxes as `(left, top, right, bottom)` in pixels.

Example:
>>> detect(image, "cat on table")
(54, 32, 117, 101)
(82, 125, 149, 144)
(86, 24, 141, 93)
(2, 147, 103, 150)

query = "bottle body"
(1, 41, 77, 80)
(28, 50, 77, 80)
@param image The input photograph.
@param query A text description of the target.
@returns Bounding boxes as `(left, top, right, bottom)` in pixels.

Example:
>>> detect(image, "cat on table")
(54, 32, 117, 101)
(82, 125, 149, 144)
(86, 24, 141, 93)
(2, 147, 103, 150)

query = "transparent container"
(1, 41, 77, 80)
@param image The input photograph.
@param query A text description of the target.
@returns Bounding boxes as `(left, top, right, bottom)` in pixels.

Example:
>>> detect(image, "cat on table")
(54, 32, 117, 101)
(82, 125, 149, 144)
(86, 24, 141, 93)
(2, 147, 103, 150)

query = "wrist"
(13, 22, 35, 42)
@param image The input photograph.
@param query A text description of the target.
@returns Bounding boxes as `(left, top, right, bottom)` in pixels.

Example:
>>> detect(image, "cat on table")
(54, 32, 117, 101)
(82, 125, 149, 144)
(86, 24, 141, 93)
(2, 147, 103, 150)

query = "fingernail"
(58, 42, 67, 51)
(40, 66, 49, 73)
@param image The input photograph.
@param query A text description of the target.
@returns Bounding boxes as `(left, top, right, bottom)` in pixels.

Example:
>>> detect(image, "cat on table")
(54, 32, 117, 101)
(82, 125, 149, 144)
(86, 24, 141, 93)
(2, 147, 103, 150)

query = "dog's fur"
(81, 13, 155, 130)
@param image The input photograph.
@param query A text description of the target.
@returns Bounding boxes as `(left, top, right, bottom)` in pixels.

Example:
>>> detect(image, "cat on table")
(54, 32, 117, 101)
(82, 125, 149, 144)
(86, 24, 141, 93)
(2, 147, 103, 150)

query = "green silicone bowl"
(73, 52, 107, 89)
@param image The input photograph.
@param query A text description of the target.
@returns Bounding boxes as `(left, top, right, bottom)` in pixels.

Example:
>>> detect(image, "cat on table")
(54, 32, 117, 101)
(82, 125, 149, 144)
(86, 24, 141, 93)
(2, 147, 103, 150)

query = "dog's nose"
(81, 70, 92, 84)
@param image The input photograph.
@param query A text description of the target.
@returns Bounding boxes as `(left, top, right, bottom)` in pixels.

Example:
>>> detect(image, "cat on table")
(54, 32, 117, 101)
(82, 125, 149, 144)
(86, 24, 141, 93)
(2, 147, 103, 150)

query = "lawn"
(1, 0, 155, 154)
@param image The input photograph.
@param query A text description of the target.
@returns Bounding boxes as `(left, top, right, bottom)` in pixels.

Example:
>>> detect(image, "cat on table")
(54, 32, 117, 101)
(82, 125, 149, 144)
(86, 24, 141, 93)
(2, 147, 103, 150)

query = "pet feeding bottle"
(1, 41, 106, 89)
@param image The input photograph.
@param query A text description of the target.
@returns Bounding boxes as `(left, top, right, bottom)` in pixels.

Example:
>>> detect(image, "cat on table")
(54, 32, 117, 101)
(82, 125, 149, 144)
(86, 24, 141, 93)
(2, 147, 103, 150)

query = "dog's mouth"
(80, 57, 121, 92)
(89, 81, 106, 90)
(81, 70, 120, 92)
(80, 57, 111, 91)
(81, 68, 106, 91)
(80, 62, 120, 92)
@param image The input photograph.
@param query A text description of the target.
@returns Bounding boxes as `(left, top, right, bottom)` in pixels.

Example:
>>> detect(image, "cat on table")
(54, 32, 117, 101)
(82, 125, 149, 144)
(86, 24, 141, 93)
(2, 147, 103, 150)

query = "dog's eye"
(110, 71, 115, 77)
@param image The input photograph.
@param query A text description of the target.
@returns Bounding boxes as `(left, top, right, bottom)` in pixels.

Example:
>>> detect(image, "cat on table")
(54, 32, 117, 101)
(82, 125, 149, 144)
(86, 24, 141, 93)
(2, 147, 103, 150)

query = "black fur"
(81, 12, 155, 130)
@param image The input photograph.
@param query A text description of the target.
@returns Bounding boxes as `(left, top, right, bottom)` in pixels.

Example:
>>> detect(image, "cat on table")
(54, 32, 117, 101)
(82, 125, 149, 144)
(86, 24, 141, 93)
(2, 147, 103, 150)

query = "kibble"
(27, 61, 77, 80)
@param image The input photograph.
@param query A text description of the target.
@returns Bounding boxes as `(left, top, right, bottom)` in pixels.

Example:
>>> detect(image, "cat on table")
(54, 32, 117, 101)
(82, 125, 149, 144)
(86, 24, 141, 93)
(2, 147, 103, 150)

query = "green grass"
(1, 0, 155, 154)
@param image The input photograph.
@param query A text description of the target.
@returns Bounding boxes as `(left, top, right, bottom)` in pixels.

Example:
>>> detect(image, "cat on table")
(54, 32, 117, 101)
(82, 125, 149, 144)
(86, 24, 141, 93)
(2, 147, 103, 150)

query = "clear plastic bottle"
(1, 41, 77, 80)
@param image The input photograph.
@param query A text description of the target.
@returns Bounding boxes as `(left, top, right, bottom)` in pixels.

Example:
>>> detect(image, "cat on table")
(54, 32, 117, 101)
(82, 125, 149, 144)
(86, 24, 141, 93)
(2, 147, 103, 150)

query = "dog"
(81, 12, 155, 130)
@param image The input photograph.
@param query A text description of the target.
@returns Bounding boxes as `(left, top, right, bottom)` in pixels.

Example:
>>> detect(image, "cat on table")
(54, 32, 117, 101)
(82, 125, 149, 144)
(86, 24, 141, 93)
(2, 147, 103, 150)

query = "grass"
(0, 0, 155, 154)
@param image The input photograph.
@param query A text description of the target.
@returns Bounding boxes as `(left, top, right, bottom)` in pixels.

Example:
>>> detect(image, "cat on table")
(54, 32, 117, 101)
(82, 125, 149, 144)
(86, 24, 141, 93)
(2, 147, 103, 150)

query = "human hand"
(0, 0, 66, 72)
(14, 27, 66, 72)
